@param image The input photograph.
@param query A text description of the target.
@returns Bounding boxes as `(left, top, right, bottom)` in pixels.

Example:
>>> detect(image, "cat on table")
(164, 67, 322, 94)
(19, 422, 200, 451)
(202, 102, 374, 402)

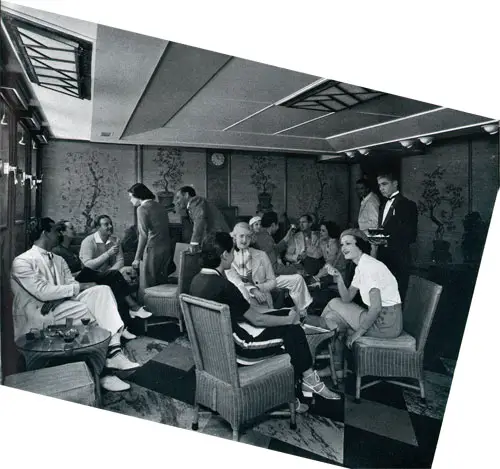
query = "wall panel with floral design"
(230, 152, 285, 217)
(42, 140, 135, 237)
(143, 146, 206, 223)
(286, 157, 349, 226)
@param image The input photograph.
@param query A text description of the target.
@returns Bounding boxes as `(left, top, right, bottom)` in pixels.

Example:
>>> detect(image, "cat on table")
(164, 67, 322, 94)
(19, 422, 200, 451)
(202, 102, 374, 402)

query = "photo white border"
(2, 2, 498, 468)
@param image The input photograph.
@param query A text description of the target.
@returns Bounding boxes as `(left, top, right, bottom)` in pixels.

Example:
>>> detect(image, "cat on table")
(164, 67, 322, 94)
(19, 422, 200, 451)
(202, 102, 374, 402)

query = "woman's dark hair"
(179, 186, 196, 197)
(321, 221, 341, 239)
(355, 237, 372, 255)
(340, 228, 372, 255)
(128, 183, 155, 200)
(201, 232, 234, 269)
(93, 214, 113, 229)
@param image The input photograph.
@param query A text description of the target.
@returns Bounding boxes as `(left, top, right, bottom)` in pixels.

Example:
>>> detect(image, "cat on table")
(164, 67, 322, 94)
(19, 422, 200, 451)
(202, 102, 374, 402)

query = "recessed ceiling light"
(482, 123, 499, 135)
(419, 137, 434, 145)
(400, 140, 415, 149)
(100, 132, 113, 137)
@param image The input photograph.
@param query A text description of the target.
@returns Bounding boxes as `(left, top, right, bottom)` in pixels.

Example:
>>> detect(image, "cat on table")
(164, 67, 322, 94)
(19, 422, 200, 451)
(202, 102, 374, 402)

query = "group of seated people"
(10, 171, 414, 411)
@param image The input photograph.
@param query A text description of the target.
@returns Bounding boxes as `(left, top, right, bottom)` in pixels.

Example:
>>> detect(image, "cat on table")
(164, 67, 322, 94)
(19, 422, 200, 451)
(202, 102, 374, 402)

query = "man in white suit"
(10, 218, 141, 392)
(226, 223, 312, 316)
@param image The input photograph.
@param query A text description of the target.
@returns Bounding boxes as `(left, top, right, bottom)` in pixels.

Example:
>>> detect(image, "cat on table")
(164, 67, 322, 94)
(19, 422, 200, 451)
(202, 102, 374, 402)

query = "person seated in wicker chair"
(307, 221, 347, 313)
(53, 220, 147, 341)
(228, 222, 312, 318)
(254, 211, 302, 276)
(248, 215, 261, 247)
(190, 232, 341, 405)
(78, 216, 152, 334)
(285, 214, 323, 276)
(11, 217, 141, 392)
(318, 228, 403, 377)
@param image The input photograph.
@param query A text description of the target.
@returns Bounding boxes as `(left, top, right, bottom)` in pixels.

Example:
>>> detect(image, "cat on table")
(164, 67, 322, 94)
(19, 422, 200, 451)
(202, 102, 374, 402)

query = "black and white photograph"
(0, 2, 498, 469)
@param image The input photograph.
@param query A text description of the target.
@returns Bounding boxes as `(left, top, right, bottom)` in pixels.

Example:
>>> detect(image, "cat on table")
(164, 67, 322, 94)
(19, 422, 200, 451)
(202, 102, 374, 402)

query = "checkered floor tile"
(102, 326, 455, 468)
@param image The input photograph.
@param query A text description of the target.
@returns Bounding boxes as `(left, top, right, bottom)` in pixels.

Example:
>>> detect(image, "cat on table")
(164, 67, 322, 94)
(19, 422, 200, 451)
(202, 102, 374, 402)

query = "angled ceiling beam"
(325, 107, 495, 152)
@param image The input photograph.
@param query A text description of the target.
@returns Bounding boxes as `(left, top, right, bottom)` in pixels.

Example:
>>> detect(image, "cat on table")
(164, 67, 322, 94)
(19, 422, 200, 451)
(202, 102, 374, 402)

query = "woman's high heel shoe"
(302, 371, 341, 400)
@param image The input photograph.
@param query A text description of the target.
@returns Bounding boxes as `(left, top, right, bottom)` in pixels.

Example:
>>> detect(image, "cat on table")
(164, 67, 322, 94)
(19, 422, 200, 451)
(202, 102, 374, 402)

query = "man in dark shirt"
(254, 211, 300, 276)
(189, 232, 340, 404)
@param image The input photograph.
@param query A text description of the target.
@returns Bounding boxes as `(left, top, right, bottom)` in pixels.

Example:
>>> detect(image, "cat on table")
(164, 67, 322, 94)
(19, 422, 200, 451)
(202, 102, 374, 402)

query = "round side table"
(16, 325, 111, 406)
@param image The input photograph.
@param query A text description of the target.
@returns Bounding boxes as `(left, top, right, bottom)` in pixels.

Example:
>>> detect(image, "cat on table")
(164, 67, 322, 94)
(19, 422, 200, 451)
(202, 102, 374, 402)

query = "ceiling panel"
(121, 127, 333, 154)
(279, 110, 394, 138)
(282, 95, 439, 138)
(227, 105, 329, 134)
(194, 57, 320, 103)
(122, 42, 232, 138)
(326, 108, 494, 151)
(164, 96, 266, 131)
(91, 25, 167, 141)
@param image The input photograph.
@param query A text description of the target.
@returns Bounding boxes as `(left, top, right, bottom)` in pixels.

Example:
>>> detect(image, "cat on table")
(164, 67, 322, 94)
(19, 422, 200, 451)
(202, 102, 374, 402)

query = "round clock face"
(210, 152, 225, 167)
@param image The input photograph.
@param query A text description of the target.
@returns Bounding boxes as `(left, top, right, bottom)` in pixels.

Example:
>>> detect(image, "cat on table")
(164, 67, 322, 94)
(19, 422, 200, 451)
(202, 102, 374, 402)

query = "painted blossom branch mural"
(292, 161, 342, 223)
(417, 165, 464, 240)
(152, 147, 184, 195)
(60, 150, 124, 233)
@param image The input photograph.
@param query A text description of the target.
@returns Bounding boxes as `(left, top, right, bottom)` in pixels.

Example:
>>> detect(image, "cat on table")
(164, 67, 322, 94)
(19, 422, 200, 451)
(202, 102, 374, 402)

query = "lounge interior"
(0, 3, 499, 468)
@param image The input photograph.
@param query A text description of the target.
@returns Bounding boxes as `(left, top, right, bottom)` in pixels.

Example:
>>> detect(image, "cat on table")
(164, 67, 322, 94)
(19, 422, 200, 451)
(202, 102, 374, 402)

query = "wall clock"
(209, 152, 226, 168)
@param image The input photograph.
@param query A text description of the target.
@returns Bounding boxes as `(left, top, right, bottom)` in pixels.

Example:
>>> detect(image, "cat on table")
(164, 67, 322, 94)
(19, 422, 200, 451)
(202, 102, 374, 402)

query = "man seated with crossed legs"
(189, 231, 340, 409)
(10, 217, 141, 392)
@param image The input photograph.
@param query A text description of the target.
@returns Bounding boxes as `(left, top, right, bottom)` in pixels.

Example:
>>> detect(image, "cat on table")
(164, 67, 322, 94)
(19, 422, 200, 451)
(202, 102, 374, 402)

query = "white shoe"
(100, 375, 130, 392)
(106, 351, 141, 371)
(121, 328, 137, 340)
(130, 307, 152, 319)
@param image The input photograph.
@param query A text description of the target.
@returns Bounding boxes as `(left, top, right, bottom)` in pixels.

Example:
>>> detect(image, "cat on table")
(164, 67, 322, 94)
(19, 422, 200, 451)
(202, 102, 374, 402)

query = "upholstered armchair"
(351, 275, 443, 402)
(179, 293, 297, 441)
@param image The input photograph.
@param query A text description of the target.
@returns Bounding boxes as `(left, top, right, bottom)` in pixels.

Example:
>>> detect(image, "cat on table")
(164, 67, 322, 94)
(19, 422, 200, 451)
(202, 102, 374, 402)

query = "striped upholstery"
(143, 251, 201, 332)
(179, 294, 296, 441)
(353, 276, 442, 399)
(4, 362, 96, 406)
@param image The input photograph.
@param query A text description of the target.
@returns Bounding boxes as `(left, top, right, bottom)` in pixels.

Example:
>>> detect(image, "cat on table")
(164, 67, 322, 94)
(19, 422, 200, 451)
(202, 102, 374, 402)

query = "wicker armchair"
(179, 293, 297, 441)
(141, 250, 200, 333)
(352, 275, 443, 402)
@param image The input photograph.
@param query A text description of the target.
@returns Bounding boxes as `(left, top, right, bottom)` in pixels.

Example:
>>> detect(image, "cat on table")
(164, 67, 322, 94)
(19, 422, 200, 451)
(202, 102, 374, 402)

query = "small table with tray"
(15, 323, 111, 405)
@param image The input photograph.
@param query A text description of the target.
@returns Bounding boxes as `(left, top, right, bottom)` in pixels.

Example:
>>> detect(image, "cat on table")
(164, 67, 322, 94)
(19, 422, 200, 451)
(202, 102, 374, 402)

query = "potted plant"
(417, 166, 464, 263)
(152, 147, 184, 209)
(249, 155, 277, 212)
(461, 211, 488, 264)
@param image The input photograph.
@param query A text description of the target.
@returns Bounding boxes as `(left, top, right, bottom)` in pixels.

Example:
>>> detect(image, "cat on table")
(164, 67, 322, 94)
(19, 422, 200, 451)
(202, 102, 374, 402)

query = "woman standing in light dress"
(128, 183, 172, 289)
